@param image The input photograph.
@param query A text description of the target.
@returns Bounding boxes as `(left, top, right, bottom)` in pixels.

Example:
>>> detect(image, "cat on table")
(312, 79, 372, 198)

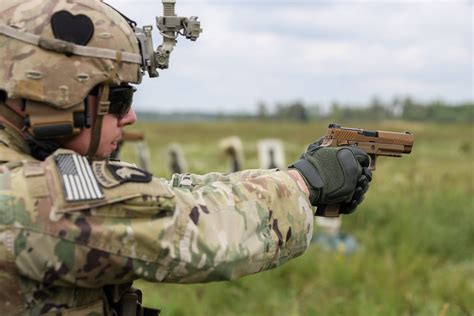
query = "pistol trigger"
(369, 154, 376, 171)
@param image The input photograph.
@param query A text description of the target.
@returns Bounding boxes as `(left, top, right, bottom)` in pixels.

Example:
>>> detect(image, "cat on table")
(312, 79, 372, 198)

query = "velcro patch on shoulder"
(55, 154, 104, 201)
(107, 163, 152, 184)
(92, 161, 121, 188)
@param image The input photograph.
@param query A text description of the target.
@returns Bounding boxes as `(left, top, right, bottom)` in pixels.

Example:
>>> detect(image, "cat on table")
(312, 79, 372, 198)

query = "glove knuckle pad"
(337, 148, 360, 185)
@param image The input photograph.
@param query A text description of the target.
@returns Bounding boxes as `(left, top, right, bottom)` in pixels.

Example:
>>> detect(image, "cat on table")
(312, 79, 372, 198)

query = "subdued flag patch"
(55, 154, 104, 201)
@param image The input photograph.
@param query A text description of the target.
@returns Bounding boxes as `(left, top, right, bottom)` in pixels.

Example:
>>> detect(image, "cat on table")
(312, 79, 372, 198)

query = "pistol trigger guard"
(369, 154, 376, 171)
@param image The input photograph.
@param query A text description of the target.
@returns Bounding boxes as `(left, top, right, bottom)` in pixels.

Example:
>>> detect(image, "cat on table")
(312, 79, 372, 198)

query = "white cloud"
(106, 0, 473, 112)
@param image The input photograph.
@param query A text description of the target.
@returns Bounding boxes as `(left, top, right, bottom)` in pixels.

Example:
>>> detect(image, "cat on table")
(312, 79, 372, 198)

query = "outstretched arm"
(10, 159, 313, 287)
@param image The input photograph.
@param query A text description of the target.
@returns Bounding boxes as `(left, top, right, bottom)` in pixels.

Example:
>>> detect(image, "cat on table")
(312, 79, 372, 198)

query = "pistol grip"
(315, 204, 340, 217)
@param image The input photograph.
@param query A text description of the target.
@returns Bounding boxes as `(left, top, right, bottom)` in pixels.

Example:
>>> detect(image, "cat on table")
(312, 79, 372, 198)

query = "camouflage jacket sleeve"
(7, 150, 314, 288)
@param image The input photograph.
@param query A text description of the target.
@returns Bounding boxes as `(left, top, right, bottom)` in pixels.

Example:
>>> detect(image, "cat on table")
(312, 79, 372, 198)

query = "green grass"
(119, 120, 474, 316)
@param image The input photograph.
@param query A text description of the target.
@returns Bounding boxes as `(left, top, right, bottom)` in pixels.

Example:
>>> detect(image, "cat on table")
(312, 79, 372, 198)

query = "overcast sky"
(107, 0, 473, 114)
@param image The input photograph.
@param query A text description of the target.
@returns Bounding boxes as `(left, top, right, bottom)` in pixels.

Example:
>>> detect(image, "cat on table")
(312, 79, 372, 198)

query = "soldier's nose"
(119, 108, 137, 127)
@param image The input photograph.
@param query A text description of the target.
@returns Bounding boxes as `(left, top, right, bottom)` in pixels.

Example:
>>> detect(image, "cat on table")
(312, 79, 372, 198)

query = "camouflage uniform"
(0, 123, 314, 315)
(0, 1, 317, 314)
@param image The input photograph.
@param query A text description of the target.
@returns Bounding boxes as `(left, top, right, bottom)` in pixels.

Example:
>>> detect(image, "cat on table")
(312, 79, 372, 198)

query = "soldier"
(0, 1, 372, 315)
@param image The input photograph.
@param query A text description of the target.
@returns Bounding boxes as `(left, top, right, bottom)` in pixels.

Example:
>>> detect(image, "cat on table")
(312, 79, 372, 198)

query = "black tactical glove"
(289, 142, 372, 215)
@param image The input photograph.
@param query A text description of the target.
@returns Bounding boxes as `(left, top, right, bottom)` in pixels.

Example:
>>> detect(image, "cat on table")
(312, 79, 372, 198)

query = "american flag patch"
(55, 154, 104, 201)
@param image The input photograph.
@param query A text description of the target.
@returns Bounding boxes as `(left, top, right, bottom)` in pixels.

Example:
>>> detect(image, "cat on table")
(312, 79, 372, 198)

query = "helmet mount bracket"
(134, 0, 202, 78)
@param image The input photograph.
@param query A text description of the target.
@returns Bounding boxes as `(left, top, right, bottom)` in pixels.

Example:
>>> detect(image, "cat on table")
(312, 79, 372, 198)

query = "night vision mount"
(135, 0, 202, 78)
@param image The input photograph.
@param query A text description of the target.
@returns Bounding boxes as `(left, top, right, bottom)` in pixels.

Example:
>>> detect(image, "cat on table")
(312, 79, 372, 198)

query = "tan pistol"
(318, 123, 415, 217)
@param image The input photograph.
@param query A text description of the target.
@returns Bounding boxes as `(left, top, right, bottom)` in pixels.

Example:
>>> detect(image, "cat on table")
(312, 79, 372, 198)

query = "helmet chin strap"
(87, 51, 123, 161)
(86, 84, 110, 161)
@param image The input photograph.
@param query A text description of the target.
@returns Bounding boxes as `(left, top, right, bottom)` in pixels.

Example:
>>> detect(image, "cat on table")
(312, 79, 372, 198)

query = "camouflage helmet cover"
(0, 0, 142, 110)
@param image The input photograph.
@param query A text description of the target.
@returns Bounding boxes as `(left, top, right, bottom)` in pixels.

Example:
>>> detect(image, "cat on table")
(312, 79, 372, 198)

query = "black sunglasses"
(108, 85, 137, 118)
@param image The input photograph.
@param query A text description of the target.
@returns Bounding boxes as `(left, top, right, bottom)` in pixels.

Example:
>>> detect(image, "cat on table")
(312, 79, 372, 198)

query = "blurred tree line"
(136, 96, 473, 122)
(257, 96, 473, 123)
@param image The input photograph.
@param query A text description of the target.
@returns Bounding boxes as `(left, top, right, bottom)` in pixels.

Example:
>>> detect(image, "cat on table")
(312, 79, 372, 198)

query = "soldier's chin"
(95, 145, 116, 159)
(111, 141, 118, 151)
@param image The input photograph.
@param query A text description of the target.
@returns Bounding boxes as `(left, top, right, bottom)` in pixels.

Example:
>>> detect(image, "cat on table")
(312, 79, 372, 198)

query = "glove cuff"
(289, 159, 323, 205)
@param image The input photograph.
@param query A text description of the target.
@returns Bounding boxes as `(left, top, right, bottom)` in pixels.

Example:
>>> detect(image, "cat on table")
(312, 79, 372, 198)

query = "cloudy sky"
(107, 0, 473, 113)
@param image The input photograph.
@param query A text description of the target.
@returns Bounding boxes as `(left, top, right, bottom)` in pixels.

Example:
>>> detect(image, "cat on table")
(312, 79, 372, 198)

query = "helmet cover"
(0, 0, 142, 110)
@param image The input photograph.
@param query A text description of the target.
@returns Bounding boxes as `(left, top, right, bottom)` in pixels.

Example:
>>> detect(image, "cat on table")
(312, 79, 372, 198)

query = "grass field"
(119, 120, 474, 316)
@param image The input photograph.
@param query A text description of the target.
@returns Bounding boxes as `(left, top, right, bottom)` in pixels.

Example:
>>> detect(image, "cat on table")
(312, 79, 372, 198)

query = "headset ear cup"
(73, 111, 85, 128)
(73, 100, 90, 129)
(25, 100, 86, 139)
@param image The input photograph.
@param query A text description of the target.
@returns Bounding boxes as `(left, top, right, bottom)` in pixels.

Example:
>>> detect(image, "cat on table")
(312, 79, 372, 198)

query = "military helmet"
(0, 0, 142, 109)
(0, 0, 201, 149)
(0, 0, 143, 141)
